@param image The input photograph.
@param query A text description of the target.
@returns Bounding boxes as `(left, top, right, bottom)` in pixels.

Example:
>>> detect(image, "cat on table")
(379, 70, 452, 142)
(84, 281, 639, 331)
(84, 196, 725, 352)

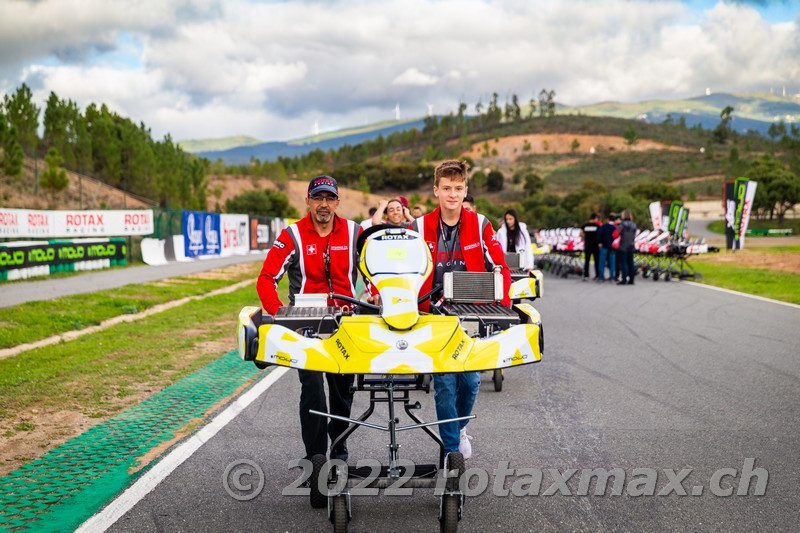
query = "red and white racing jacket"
(410, 207, 511, 311)
(257, 213, 361, 315)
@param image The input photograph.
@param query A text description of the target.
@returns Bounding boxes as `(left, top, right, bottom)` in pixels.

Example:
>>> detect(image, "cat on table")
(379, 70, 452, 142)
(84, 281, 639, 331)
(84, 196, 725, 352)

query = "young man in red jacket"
(410, 160, 511, 460)
(257, 175, 362, 463)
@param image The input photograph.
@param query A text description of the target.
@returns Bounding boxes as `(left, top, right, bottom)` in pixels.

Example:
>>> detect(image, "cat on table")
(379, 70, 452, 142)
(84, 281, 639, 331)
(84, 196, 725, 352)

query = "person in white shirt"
(360, 207, 378, 231)
(495, 209, 534, 271)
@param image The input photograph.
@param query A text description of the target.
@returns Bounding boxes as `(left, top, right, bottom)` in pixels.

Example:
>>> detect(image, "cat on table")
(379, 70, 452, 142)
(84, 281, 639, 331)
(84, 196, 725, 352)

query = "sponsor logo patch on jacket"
(273, 240, 286, 249)
(463, 242, 480, 251)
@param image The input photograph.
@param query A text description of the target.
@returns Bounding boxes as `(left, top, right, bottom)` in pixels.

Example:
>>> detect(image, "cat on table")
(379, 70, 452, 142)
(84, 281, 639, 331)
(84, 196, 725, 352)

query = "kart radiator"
(443, 271, 503, 303)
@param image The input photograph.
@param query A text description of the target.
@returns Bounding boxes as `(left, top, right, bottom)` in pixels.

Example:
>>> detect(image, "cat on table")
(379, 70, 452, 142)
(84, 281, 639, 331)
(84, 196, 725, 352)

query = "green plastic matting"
(0, 351, 267, 532)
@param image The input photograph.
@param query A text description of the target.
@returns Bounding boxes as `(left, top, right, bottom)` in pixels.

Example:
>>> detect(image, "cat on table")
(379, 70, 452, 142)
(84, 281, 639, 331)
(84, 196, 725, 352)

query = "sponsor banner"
(675, 207, 690, 239)
(0, 208, 154, 238)
(250, 216, 272, 251)
(738, 179, 757, 249)
(661, 201, 671, 230)
(724, 180, 736, 249)
(182, 211, 221, 258)
(0, 239, 126, 272)
(667, 201, 683, 237)
(649, 202, 663, 231)
(220, 214, 250, 257)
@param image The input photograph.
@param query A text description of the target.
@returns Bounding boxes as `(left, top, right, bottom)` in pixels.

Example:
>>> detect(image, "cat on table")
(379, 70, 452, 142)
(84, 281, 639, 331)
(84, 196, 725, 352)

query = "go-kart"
(237, 226, 543, 532)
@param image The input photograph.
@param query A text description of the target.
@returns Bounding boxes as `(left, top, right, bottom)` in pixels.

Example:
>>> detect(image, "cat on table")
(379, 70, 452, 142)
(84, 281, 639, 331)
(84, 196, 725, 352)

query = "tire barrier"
(533, 228, 718, 281)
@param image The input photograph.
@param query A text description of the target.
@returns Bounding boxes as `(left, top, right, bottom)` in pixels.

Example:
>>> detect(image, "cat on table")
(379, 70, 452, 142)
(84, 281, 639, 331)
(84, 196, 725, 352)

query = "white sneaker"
(458, 427, 472, 459)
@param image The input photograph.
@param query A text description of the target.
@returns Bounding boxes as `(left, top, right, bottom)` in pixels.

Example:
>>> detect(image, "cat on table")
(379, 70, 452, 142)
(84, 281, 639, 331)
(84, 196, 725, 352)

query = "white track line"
(0, 279, 253, 360)
(75, 366, 289, 533)
(684, 281, 800, 310)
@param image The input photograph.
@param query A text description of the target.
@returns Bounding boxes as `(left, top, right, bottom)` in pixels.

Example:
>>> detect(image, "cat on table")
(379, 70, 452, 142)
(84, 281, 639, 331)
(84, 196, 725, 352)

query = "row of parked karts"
(533, 228, 719, 281)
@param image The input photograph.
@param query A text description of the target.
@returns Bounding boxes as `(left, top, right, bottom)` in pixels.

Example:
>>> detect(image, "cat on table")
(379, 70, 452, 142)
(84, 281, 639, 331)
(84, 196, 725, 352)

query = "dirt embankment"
(465, 133, 688, 164)
(1, 158, 155, 210)
(207, 175, 397, 220)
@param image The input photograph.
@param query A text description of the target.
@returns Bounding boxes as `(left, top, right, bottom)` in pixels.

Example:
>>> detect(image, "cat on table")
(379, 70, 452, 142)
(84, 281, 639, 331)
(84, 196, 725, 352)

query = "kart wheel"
(493, 369, 503, 392)
(653, 272, 659, 281)
(664, 272, 671, 282)
(332, 494, 349, 533)
(440, 494, 460, 533)
(310, 454, 328, 509)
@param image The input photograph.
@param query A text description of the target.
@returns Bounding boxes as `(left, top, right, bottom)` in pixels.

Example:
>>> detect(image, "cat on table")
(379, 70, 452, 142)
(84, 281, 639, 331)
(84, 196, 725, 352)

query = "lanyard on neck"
(439, 215, 461, 265)
(323, 218, 334, 293)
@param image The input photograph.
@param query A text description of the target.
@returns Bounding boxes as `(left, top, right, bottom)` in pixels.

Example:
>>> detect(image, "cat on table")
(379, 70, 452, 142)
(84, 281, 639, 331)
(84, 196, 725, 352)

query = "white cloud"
(0, 0, 797, 141)
(392, 67, 439, 87)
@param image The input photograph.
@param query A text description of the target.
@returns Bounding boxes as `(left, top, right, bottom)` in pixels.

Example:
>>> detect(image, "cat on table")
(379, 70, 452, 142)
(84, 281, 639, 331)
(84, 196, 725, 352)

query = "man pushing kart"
(257, 175, 373, 466)
(410, 160, 512, 461)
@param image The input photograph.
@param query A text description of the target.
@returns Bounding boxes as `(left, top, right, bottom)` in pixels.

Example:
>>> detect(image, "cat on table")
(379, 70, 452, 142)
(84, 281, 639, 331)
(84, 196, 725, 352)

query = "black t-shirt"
(581, 221, 601, 250)
(432, 219, 467, 295)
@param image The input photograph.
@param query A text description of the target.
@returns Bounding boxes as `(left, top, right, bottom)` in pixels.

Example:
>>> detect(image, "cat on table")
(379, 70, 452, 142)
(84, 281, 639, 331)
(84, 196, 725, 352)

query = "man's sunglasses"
(309, 195, 338, 203)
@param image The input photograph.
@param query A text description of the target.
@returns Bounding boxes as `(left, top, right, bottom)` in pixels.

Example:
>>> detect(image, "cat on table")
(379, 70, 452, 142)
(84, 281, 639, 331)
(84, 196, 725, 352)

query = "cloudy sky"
(0, 0, 797, 143)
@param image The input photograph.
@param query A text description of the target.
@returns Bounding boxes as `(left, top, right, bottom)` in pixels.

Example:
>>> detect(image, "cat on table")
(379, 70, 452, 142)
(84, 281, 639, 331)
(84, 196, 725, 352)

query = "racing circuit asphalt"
(93, 274, 800, 532)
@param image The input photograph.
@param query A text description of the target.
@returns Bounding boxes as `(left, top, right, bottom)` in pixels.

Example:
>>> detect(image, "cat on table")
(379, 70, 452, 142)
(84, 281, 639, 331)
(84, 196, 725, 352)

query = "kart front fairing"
(238, 306, 542, 374)
(237, 226, 542, 374)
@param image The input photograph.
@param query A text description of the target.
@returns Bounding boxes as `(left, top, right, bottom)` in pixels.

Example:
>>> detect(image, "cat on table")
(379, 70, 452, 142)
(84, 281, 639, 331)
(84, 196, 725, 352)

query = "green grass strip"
(0, 351, 269, 532)
(0, 281, 281, 417)
(0, 264, 260, 350)
(692, 260, 800, 304)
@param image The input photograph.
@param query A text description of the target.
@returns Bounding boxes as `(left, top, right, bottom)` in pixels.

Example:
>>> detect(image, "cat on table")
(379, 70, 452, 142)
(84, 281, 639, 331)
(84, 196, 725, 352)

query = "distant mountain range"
(193, 118, 426, 165)
(178, 135, 264, 153)
(183, 92, 799, 164)
(568, 92, 800, 136)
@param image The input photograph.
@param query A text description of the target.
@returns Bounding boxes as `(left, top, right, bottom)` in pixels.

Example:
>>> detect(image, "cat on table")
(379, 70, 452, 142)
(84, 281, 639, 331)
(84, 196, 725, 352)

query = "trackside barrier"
(142, 213, 292, 266)
(0, 238, 127, 281)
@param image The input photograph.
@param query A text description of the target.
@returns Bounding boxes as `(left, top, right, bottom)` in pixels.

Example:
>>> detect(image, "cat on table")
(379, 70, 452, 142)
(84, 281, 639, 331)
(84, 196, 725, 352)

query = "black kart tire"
(493, 369, 503, 392)
(310, 454, 328, 509)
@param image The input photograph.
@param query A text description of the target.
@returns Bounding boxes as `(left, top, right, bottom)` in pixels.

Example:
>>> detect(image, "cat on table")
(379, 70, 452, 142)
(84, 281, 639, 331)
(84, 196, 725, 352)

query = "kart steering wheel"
(356, 223, 399, 255)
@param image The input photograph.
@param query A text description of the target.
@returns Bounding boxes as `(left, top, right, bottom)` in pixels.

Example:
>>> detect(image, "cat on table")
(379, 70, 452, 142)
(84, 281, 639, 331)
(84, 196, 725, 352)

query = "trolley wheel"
(664, 272, 671, 282)
(445, 452, 466, 492)
(440, 494, 459, 533)
(693, 272, 702, 281)
(653, 272, 660, 281)
(642, 269, 650, 279)
(493, 369, 504, 392)
(332, 494, 349, 533)
(310, 454, 328, 509)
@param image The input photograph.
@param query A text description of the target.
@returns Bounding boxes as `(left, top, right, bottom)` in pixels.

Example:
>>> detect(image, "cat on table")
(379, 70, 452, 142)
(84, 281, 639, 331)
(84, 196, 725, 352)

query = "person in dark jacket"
(617, 209, 637, 285)
(597, 213, 617, 281)
(580, 213, 601, 281)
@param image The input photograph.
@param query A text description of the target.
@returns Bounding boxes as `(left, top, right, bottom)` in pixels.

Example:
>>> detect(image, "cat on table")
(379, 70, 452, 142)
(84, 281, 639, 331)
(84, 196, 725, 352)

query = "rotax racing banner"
(182, 210, 221, 258)
(0, 208, 154, 238)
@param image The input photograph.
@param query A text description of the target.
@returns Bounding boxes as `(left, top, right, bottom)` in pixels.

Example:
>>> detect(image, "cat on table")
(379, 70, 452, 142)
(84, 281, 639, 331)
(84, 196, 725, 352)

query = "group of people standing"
(580, 210, 638, 285)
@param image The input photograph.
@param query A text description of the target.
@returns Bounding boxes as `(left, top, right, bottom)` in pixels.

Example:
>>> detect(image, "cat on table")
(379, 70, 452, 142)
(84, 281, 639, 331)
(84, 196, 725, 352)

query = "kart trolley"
(237, 226, 543, 532)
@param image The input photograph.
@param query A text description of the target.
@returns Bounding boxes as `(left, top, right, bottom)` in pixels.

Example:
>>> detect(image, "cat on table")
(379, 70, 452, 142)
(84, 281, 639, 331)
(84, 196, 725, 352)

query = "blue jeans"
(433, 372, 480, 454)
(598, 247, 615, 280)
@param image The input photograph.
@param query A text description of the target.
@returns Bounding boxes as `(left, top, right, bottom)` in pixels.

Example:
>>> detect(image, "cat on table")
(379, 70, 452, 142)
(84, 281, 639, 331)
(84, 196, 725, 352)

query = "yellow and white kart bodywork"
(237, 227, 543, 374)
